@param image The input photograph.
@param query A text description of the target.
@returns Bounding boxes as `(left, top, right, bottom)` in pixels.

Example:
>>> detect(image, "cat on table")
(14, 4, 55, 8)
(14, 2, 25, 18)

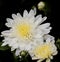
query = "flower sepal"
(19, 50, 32, 62)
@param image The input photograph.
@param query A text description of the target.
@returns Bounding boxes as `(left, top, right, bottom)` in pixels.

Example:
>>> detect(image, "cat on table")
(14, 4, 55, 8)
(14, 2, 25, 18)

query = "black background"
(0, 0, 60, 62)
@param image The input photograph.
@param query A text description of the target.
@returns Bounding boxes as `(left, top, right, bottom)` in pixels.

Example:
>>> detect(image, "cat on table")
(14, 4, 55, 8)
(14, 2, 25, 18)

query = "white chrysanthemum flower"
(1, 9, 51, 53)
(30, 35, 58, 62)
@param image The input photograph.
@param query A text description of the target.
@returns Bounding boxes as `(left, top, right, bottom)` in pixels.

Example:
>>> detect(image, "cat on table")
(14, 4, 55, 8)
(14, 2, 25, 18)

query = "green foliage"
(0, 42, 10, 50)
(12, 50, 32, 62)
(19, 50, 32, 62)
(56, 39, 60, 49)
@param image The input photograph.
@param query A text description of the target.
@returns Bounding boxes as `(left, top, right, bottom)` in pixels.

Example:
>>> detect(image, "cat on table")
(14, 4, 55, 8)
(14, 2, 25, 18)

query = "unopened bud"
(38, 1, 45, 10)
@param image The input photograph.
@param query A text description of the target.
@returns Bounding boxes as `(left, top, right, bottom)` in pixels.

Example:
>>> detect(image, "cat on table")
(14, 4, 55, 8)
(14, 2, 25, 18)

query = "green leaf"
(0, 42, 10, 50)
(12, 50, 32, 62)
(12, 53, 19, 62)
(56, 39, 60, 49)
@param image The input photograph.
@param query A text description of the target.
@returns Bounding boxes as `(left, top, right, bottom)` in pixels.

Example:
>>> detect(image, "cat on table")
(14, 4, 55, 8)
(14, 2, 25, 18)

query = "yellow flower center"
(33, 44, 52, 59)
(15, 22, 32, 40)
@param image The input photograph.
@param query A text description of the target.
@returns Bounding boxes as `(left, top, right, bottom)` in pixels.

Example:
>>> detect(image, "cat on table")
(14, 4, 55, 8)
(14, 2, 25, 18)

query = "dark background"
(0, 0, 60, 62)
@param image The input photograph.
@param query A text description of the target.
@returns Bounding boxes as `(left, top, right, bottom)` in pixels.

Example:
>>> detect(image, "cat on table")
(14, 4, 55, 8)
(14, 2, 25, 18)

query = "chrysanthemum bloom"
(30, 35, 58, 62)
(1, 9, 51, 53)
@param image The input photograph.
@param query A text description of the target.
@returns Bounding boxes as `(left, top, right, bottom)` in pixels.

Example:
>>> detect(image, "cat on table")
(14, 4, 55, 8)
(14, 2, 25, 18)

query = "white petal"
(50, 56, 53, 59)
(23, 10, 28, 18)
(41, 27, 52, 34)
(12, 14, 17, 19)
(8, 38, 18, 46)
(11, 47, 16, 51)
(37, 59, 44, 62)
(42, 16, 47, 23)
(34, 15, 42, 26)
(5, 18, 14, 27)
(46, 59, 50, 62)
(6, 18, 13, 23)
(35, 16, 47, 27)
(34, 33, 43, 38)
(38, 23, 50, 29)
(53, 51, 58, 55)
(32, 57, 38, 60)
(1, 30, 11, 37)
(44, 35, 55, 42)
(17, 13, 22, 18)
(5, 23, 13, 27)
(28, 9, 35, 17)
(15, 49, 21, 56)
(33, 8, 36, 15)
(35, 15, 42, 21)
(1, 42, 7, 46)
(11, 44, 19, 51)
